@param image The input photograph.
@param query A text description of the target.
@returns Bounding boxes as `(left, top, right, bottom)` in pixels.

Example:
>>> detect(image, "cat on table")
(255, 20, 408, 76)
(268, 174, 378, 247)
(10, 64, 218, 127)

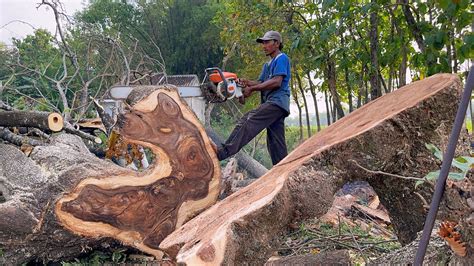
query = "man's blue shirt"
(258, 52, 291, 116)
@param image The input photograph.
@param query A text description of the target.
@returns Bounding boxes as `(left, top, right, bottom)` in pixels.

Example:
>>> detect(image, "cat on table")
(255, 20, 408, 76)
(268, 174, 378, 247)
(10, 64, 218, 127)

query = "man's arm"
(239, 79, 261, 87)
(244, 76, 283, 97)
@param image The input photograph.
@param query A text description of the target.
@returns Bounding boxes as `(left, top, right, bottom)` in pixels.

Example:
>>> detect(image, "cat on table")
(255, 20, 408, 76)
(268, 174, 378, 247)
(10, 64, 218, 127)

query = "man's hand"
(237, 78, 249, 87)
(243, 87, 254, 98)
(238, 78, 261, 87)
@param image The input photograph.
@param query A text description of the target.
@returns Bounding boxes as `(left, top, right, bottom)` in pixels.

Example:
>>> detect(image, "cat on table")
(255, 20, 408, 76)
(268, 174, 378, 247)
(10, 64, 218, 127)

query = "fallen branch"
(0, 111, 63, 132)
(0, 101, 14, 111)
(29, 128, 50, 140)
(349, 159, 424, 182)
(63, 122, 102, 144)
(91, 97, 115, 134)
(0, 127, 44, 146)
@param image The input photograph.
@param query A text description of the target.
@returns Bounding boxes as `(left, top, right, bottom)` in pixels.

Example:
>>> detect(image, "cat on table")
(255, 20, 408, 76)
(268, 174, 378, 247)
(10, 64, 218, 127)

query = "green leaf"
(361, 3, 371, 14)
(425, 143, 443, 160)
(425, 170, 440, 181)
(291, 38, 300, 50)
(452, 156, 474, 172)
(322, 0, 336, 10)
(438, 0, 451, 10)
(415, 180, 425, 188)
(447, 172, 466, 180)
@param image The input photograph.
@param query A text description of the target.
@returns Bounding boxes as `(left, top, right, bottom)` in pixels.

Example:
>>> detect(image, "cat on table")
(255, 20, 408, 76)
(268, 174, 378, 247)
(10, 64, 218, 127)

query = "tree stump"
(160, 74, 468, 264)
(0, 85, 220, 263)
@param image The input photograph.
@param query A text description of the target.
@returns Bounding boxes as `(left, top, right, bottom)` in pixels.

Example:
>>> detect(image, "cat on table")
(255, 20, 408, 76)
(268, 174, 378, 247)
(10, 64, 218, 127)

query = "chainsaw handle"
(205, 67, 228, 97)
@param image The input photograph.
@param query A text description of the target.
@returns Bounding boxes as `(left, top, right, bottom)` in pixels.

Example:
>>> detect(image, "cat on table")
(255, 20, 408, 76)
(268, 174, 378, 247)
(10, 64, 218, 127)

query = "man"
(216, 30, 291, 166)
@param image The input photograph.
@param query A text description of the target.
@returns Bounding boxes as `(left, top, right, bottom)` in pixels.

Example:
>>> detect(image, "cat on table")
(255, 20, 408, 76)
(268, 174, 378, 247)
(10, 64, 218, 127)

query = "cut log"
(0, 85, 220, 263)
(160, 74, 466, 264)
(0, 111, 63, 132)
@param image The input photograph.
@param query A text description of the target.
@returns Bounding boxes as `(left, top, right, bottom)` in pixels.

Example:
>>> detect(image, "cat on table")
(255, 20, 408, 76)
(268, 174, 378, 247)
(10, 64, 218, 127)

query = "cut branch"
(63, 122, 102, 144)
(0, 111, 63, 132)
(0, 127, 43, 146)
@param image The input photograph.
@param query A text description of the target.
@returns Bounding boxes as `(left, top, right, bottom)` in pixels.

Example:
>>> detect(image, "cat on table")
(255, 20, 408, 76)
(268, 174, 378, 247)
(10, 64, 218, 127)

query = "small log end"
(48, 113, 64, 132)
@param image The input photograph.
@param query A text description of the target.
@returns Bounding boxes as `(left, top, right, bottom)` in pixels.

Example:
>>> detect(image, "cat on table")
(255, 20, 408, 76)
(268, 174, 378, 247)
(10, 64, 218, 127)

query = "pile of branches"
(0, 100, 103, 150)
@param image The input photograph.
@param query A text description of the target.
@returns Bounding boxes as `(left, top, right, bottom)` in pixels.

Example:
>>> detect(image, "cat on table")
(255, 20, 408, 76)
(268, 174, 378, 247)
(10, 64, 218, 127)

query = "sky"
(0, 0, 86, 45)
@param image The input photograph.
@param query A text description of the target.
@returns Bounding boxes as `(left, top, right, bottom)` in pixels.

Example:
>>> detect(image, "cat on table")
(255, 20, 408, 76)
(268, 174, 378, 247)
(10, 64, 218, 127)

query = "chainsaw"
(200, 67, 245, 104)
(108, 67, 246, 104)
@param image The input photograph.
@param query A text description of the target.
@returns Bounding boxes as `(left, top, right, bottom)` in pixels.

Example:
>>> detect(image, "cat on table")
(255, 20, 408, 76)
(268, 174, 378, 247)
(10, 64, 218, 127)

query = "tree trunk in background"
(451, 32, 458, 73)
(357, 67, 363, 108)
(399, 42, 407, 87)
(330, 97, 336, 123)
(295, 71, 311, 138)
(324, 90, 331, 126)
(369, 1, 381, 100)
(388, 68, 393, 93)
(340, 30, 352, 113)
(401, 0, 425, 54)
(160, 74, 471, 265)
(364, 76, 369, 104)
(291, 77, 303, 142)
(345, 69, 353, 113)
(447, 28, 453, 73)
(326, 57, 344, 119)
(307, 72, 321, 132)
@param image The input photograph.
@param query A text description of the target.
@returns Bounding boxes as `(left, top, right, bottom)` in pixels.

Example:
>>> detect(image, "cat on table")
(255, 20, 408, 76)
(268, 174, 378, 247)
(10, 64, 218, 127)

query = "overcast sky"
(0, 0, 86, 45)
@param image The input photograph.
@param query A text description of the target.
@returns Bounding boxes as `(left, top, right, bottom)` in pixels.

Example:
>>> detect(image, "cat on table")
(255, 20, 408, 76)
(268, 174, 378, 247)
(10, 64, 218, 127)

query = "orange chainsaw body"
(209, 72, 238, 83)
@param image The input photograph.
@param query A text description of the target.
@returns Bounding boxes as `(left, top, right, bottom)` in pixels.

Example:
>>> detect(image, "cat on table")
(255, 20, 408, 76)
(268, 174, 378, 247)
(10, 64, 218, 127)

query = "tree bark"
(0, 127, 44, 146)
(340, 31, 353, 113)
(160, 74, 466, 264)
(0, 85, 221, 264)
(326, 57, 345, 119)
(401, 0, 425, 53)
(307, 71, 321, 132)
(369, 1, 381, 100)
(291, 76, 303, 141)
(295, 71, 311, 137)
(0, 111, 63, 132)
(324, 90, 331, 126)
(399, 43, 407, 87)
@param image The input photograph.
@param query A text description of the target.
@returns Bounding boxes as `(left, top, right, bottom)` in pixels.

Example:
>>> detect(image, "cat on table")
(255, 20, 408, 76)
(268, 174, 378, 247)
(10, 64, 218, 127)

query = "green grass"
(465, 119, 472, 133)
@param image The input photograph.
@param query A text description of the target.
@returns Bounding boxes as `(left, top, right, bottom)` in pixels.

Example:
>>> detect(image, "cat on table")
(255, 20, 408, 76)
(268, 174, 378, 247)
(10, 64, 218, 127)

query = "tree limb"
(63, 122, 102, 144)
(0, 127, 43, 146)
(91, 97, 115, 135)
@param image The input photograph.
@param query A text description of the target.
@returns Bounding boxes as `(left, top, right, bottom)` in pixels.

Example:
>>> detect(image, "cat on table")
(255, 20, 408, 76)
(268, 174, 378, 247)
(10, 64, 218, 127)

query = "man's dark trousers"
(217, 102, 288, 165)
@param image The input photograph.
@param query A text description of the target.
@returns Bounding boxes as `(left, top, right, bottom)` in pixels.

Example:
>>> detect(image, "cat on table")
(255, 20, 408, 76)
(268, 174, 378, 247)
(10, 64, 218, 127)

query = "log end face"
(48, 112, 64, 132)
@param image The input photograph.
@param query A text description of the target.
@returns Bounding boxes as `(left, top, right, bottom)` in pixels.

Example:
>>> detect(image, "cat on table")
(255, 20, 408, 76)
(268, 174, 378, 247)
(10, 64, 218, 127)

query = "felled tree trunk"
(0, 85, 220, 263)
(160, 74, 469, 264)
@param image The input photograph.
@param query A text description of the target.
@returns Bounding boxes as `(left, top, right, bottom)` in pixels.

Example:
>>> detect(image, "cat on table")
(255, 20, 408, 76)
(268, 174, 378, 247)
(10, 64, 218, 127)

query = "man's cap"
(256, 31, 282, 44)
